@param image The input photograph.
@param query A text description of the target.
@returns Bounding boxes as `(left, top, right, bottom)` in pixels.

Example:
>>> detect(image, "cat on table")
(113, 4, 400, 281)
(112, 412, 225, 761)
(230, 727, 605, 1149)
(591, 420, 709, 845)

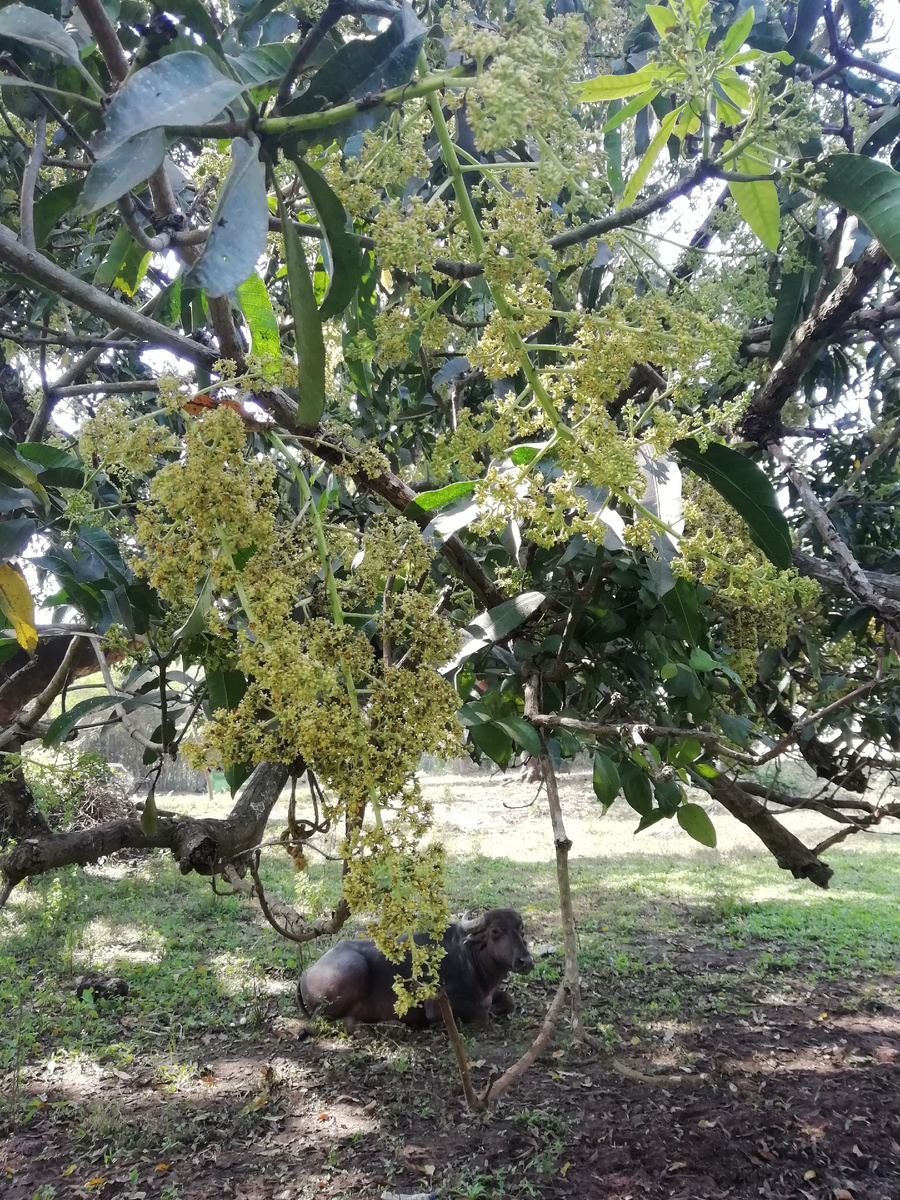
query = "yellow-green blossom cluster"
(80, 399, 179, 474)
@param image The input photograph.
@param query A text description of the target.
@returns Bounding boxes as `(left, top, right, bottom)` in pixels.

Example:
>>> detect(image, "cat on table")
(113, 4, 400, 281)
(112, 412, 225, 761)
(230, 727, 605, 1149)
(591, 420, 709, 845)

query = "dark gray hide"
(298, 907, 534, 1026)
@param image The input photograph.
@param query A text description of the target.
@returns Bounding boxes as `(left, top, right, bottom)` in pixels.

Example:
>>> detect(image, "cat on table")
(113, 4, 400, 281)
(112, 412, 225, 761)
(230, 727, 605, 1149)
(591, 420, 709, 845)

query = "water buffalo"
(298, 908, 534, 1027)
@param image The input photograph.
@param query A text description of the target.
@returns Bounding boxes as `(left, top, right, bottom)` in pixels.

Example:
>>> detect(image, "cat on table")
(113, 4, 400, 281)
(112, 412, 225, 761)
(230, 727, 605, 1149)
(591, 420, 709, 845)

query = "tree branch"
(19, 110, 46, 252)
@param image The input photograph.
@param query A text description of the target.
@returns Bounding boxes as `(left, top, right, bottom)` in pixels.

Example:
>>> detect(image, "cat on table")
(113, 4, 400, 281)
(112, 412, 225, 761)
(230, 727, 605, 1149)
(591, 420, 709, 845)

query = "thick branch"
(77, 0, 129, 82)
(0, 761, 289, 900)
(792, 548, 900, 602)
(0, 226, 218, 368)
(741, 243, 889, 445)
(710, 776, 833, 888)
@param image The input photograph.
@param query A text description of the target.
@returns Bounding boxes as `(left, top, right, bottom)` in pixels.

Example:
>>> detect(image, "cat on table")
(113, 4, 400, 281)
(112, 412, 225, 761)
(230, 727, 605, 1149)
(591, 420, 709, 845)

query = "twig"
(482, 975, 572, 1105)
(438, 991, 484, 1111)
(77, 0, 129, 81)
(88, 636, 159, 751)
(118, 195, 172, 253)
(19, 111, 46, 252)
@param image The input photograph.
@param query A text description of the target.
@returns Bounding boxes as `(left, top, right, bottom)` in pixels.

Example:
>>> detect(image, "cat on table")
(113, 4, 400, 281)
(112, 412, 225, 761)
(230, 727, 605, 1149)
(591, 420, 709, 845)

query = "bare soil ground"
(2, 771, 899, 1200)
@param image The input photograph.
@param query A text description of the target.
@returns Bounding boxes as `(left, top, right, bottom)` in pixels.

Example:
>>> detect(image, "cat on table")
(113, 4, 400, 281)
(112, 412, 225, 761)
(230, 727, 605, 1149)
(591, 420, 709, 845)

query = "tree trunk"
(0, 758, 50, 845)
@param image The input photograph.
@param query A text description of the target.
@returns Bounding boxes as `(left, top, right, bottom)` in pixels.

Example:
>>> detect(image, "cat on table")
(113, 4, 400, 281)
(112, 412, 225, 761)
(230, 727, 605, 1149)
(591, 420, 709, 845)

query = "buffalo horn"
(459, 909, 487, 932)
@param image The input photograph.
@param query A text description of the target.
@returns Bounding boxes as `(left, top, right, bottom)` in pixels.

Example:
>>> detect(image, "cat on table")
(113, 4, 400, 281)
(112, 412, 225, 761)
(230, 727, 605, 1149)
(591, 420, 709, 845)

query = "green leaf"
(620, 761, 653, 816)
(207, 668, 248, 716)
(293, 157, 364, 321)
(663, 576, 704, 647)
(0, 5, 82, 68)
(677, 802, 717, 847)
(154, 276, 183, 327)
(33, 180, 83, 248)
(237, 273, 280, 373)
(728, 173, 780, 251)
(601, 89, 658, 134)
(77, 525, 129, 581)
(93, 228, 133, 289)
(190, 137, 269, 298)
(721, 5, 755, 60)
(494, 715, 541, 758)
(622, 107, 680, 208)
(114, 242, 152, 298)
(161, 0, 224, 53)
(654, 778, 684, 814)
(592, 751, 621, 808)
(0, 516, 36, 563)
(468, 720, 513, 768)
(843, 0, 873, 48)
(43, 693, 155, 747)
(94, 53, 244, 158)
(660, 662, 678, 680)
(769, 238, 822, 362)
(227, 43, 295, 87)
(140, 787, 159, 835)
(0, 446, 49, 511)
(717, 711, 753, 747)
(815, 155, 900, 270)
(671, 439, 792, 569)
(670, 737, 703, 766)
(81, 129, 167, 214)
(172, 571, 213, 642)
(404, 481, 477, 516)
(689, 648, 717, 672)
(278, 188, 326, 427)
(469, 591, 546, 642)
(646, 5, 677, 35)
(579, 64, 676, 102)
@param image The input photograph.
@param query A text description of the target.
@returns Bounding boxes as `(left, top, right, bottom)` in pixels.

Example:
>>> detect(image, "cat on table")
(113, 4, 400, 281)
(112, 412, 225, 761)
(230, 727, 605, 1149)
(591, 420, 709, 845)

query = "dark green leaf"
(468, 720, 512, 768)
(282, 1, 426, 143)
(0, 516, 35, 563)
(717, 711, 753, 747)
(620, 761, 652, 816)
(786, 0, 824, 53)
(0, 446, 49, 510)
(677, 802, 717, 847)
(654, 778, 684, 814)
(81, 129, 168, 214)
(843, 0, 872, 47)
(278, 188, 326, 426)
(33, 180, 83, 247)
(293, 157, 364, 320)
(224, 763, 252, 796)
(672, 439, 792, 569)
(493, 715, 541, 758)
(592, 750, 621, 808)
(94, 53, 244, 157)
(154, 275, 183, 327)
(769, 237, 822, 362)
(0, 5, 82, 66)
(207, 668, 248, 715)
(77, 525, 128, 582)
(816, 155, 900, 271)
(190, 137, 269, 297)
(663, 576, 704, 647)
(161, 0, 224, 52)
(43, 693, 155, 747)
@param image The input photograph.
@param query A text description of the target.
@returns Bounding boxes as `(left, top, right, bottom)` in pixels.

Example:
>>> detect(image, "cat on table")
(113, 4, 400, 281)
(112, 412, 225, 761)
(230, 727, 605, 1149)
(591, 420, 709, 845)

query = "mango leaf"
(190, 136, 269, 297)
(94, 53, 245, 158)
(77, 525, 129, 582)
(601, 88, 658, 134)
(207, 668, 247, 716)
(282, 1, 426, 143)
(672, 439, 792, 569)
(654, 778, 684, 814)
(620, 761, 653, 816)
(677, 802, 717, 847)
(81, 129, 167, 214)
(33, 180, 83, 247)
(721, 5, 755, 59)
(592, 751, 621, 808)
(769, 236, 822, 362)
(0, 445, 49, 511)
(236, 273, 280, 372)
(728, 172, 780, 251)
(93, 227, 134, 289)
(0, 517, 36, 564)
(470, 591, 546, 641)
(227, 43, 295, 87)
(718, 710, 753, 747)
(405, 481, 477, 517)
(468, 720, 513, 768)
(646, 5, 677, 35)
(154, 276, 183, 327)
(815, 155, 900, 270)
(579, 63, 676, 102)
(494, 715, 541, 758)
(17, 442, 84, 489)
(172, 570, 213, 642)
(622, 107, 680, 207)
(161, 0, 224, 52)
(786, 0, 824, 53)
(843, 0, 872, 48)
(293, 157, 364, 320)
(278, 188, 325, 425)
(0, 5, 82, 67)
(43, 693, 157, 748)
(114, 241, 152, 297)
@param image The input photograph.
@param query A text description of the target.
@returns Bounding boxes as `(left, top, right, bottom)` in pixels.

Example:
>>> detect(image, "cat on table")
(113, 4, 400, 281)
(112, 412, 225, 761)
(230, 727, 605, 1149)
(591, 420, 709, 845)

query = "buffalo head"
(460, 907, 534, 976)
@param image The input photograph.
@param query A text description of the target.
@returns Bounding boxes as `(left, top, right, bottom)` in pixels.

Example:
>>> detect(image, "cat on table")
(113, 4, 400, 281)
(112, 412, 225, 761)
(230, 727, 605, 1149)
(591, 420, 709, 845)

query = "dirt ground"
(2, 771, 899, 1200)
